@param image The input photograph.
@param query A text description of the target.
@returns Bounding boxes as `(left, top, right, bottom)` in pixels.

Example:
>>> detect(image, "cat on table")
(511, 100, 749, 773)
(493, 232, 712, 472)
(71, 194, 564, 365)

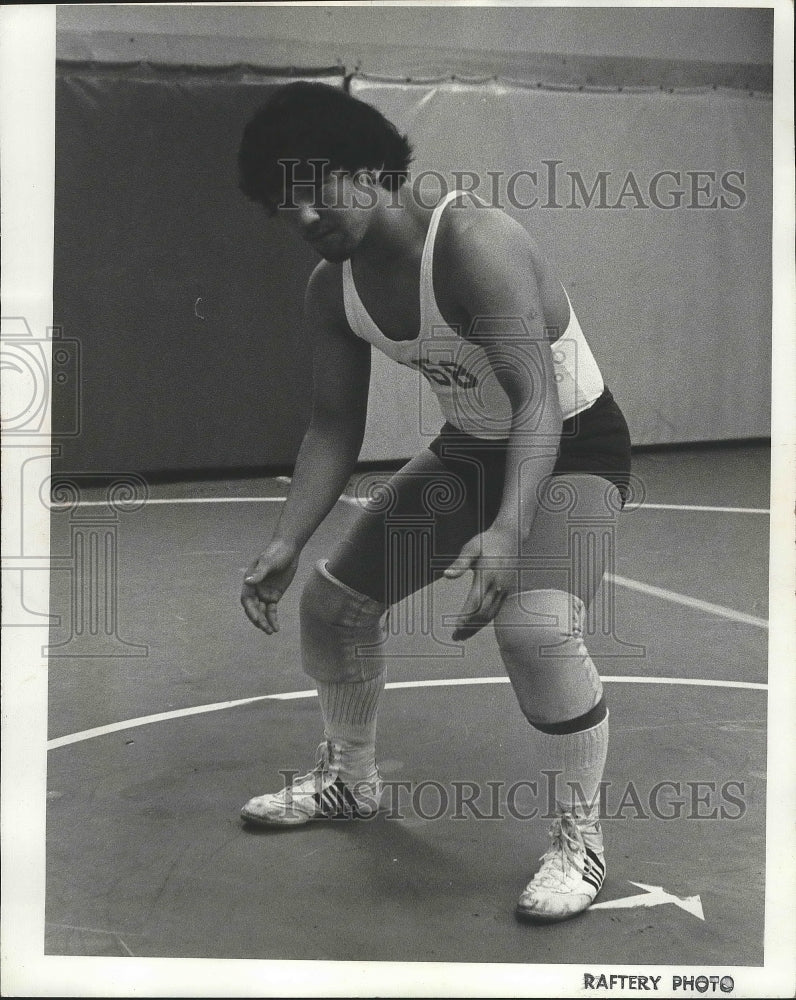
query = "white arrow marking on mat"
(591, 882, 704, 920)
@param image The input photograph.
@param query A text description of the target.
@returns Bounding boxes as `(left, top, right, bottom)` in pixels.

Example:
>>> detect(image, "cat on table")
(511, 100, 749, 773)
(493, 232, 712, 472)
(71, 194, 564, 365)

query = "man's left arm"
(442, 208, 564, 637)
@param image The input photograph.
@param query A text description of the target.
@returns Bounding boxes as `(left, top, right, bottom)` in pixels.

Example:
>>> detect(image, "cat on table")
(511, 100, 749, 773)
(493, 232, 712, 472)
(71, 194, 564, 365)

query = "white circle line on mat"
(47, 675, 766, 751)
(49, 497, 769, 513)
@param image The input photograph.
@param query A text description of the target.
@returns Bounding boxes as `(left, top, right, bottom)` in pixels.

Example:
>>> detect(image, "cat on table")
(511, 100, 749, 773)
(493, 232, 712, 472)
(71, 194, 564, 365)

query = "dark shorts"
(428, 386, 632, 513)
(331, 388, 630, 604)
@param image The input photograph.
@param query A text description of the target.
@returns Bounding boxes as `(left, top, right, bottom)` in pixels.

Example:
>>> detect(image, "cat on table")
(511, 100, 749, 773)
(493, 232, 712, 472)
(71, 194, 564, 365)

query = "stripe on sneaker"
(338, 781, 362, 815)
(585, 847, 605, 876)
(582, 848, 605, 890)
(314, 778, 362, 818)
(316, 784, 346, 816)
(581, 870, 602, 891)
(317, 791, 335, 814)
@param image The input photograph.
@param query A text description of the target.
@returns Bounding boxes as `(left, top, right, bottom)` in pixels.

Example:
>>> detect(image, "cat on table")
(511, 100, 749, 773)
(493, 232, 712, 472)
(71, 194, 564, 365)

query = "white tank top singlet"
(342, 190, 604, 439)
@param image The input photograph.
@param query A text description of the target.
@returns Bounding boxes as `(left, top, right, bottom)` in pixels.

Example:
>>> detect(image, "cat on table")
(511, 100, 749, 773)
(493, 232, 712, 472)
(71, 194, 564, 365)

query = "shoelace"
(280, 741, 337, 800)
(530, 812, 589, 889)
(312, 740, 334, 777)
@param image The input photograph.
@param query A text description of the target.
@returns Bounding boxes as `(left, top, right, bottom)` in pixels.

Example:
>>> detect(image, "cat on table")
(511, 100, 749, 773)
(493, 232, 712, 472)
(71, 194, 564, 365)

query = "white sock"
(316, 673, 385, 783)
(535, 714, 609, 844)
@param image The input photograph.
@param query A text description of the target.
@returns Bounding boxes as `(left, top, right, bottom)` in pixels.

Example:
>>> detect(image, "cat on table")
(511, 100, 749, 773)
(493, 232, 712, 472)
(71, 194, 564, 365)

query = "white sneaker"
(240, 741, 383, 826)
(516, 811, 606, 922)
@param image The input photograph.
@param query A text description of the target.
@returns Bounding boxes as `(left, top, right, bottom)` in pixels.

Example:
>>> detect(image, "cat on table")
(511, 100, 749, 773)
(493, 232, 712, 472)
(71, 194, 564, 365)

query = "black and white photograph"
(1, 3, 794, 997)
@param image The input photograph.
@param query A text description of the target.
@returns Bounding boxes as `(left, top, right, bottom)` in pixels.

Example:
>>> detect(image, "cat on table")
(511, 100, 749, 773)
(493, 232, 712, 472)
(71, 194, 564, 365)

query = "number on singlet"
(410, 359, 477, 389)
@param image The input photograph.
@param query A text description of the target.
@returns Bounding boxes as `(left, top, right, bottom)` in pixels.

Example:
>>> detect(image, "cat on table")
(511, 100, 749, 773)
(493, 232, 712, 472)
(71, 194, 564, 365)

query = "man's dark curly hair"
(238, 82, 413, 214)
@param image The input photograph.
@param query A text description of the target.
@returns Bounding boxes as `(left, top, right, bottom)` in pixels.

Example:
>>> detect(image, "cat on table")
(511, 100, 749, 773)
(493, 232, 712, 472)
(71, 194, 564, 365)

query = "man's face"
(280, 170, 379, 262)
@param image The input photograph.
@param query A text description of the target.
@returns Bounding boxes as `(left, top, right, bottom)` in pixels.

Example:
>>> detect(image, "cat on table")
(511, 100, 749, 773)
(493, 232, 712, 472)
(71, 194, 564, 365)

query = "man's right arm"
(241, 263, 371, 633)
(271, 262, 371, 551)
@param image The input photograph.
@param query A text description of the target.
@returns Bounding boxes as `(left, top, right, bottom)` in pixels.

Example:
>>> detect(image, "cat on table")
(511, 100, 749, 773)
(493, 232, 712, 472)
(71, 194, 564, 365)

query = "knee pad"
(300, 560, 387, 683)
(494, 589, 603, 727)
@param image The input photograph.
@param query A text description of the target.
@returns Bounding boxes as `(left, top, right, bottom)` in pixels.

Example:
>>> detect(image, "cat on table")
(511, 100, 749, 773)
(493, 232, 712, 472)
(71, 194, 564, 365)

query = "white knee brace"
(300, 561, 388, 683)
(494, 589, 603, 727)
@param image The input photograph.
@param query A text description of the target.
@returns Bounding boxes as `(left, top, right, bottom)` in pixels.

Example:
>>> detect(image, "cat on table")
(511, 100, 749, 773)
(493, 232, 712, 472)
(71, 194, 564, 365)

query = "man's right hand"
(241, 540, 300, 634)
